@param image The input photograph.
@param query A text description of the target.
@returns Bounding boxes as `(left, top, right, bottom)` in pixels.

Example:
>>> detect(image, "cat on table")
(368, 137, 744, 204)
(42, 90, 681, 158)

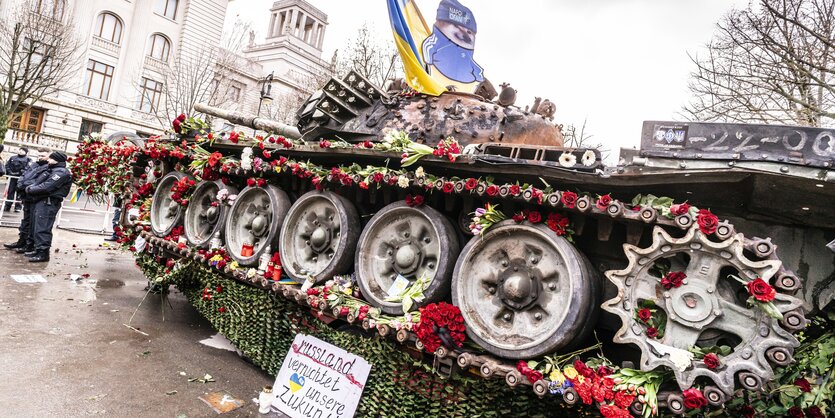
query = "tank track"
(134, 133, 809, 412)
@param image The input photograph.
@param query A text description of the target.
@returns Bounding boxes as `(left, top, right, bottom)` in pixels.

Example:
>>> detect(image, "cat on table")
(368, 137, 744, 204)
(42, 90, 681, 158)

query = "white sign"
(10, 274, 46, 283)
(272, 334, 371, 418)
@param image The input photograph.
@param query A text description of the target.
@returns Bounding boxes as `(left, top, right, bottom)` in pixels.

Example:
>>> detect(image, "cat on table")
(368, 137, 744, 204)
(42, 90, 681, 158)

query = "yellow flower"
(343, 287, 352, 295)
(229, 261, 239, 271)
(549, 369, 565, 384)
(563, 366, 578, 380)
(274, 166, 282, 173)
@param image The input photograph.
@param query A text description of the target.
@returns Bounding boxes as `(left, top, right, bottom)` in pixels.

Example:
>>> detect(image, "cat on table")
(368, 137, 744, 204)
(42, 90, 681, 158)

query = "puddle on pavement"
(95, 279, 125, 289)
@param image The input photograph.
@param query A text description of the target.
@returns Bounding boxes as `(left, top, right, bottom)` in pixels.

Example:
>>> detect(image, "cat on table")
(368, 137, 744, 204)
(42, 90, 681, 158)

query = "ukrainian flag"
(69, 189, 82, 203)
(387, 0, 446, 96)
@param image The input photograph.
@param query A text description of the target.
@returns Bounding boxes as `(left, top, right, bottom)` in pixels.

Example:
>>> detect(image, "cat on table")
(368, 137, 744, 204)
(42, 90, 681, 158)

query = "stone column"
(268, 13, 276, 37)
(317, 23, 325, 48)
(288, 9, 298, 38)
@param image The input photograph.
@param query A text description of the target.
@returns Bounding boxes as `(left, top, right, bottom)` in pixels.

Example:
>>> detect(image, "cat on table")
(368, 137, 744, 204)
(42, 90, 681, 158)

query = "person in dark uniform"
(23, 151, 72, 263)
(4, 149, 50, 252)
(4, 147, 31, 212)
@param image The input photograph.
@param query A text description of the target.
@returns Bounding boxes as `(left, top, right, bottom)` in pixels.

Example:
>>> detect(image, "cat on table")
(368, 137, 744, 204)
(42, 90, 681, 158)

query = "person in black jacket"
(0, 144, 6, 177)
(4, 147, 31, 212)
(4, 149, 50, 252)
(23, 151, 72, 263)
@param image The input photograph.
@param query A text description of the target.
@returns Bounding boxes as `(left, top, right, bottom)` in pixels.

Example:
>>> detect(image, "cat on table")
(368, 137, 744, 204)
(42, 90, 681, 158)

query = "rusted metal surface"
(640, 120, 835, 168)
(278, 190, 361, 283)
(150, 171, 189, 237)
(184, 180, 236, 248)
(603, 226, 804, 394)
(451, 221, 600, 359)
(354, 201, 460, 315)
(292, 71, 563, 147)
(224, 185, 290, 266)
(193, 103, 301, 139)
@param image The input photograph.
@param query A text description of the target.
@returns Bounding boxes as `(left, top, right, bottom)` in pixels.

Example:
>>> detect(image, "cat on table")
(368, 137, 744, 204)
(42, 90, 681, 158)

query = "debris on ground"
(198, 391, 243, 414)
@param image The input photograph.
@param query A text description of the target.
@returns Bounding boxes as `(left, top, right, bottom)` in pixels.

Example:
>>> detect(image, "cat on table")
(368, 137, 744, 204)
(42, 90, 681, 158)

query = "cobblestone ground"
(0, 227, 279, 417)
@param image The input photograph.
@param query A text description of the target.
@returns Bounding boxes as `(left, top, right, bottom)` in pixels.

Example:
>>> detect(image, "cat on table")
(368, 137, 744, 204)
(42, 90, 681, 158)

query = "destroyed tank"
(137, 71, 835, 414)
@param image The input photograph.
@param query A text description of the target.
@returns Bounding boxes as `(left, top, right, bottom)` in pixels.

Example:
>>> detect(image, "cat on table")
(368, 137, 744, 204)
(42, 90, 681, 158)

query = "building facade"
(0, 0, 330, 158)
(1, 0, 229, 155)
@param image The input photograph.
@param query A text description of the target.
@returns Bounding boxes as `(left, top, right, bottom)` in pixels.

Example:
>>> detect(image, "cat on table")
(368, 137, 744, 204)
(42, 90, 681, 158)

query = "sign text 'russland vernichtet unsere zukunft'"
(272, 334, 371, 418)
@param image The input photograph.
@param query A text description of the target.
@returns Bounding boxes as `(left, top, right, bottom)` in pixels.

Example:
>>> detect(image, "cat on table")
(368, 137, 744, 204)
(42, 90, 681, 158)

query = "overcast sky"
(225, 0, 749, 156)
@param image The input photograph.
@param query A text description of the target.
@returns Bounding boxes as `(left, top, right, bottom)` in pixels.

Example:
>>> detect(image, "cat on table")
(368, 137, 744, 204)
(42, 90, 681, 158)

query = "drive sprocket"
(603, 225, 805, 394)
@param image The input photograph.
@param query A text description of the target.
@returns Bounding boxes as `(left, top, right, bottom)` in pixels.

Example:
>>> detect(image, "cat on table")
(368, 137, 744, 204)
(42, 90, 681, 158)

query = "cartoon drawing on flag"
(422, 0, 484, 92)
(386, 0, 484, 95)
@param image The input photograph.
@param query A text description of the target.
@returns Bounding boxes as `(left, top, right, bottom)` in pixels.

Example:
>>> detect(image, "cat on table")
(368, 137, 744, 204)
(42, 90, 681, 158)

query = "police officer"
(4, 147, 31, 212)
(23, 151, 72, 263)
(4, 149, 50, 252)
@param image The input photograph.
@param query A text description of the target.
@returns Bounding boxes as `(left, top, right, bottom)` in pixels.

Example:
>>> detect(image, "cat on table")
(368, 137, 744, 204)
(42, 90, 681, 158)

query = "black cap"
(19, 147, 28, 154)
(49, 151, 67, 163)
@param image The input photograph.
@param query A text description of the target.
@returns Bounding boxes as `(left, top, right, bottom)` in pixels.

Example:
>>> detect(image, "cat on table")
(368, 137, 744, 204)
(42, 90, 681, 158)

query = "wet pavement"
(0, 227, 276, 417)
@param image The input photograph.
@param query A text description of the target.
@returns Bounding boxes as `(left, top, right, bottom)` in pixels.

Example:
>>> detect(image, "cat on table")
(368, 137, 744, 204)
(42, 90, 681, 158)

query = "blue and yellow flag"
(69, 189, 82, 203)
(386, 0, 447, 96)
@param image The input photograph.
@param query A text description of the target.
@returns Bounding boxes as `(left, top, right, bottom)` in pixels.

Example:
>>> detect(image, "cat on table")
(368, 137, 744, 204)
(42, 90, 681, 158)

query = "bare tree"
(336, 23, 403, 88)
(0, 0, 79, 142)
(682, 0, 835, 127)
(147, 19, 255, 126)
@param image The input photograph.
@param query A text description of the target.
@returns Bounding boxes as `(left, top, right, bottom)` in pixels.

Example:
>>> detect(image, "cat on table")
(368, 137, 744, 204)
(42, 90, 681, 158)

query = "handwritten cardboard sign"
(272, 334, 371, 418)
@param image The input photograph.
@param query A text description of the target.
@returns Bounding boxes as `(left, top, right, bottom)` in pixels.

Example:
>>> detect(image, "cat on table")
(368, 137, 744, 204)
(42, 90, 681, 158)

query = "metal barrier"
(0, 177, 116, 235)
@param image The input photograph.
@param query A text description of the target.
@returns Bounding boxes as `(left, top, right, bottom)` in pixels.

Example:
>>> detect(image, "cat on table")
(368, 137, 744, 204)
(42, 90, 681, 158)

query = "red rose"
(177, 113, 187, 122)
(682, 388, 707, 410)
(561, 191, 578, 208)
(228, 131, 239, 143)
(465, 178, 478, 190)
(597, 365, 612, 376)
(262, 150, 271, 159)
(372, 172, 383, 183)
(359, 181, 369, 190)
(697, 209, 719, 235)
(486, 184, 499, 196)
(646, 327, 658, 338)
(405, 195, 414, 206)
(218, 306, 226, 313)
(246, 178, 256, 187)
(788, 407, 803, 418)
(339, 306, 349, 317)
(794, 378, 812, 393)
(172, 119, 181, 133)
(527, 211, 542, 223)
(413, 195, 424, 206)
(509, 184, 521, 196)
(747, 277, 776, 302)
(638, 308, 652, 323)
(546, 213, 569, 233)
(442, 182, 454, 193)
(256, 178, 266, 187)
(703, 353, 720, 369)
(575, 381, 593, 404)
(599, 404, 631, 418)
(512, 212, 526, 223)
(613, 391, 635, 409)
(740, 405, 756, 418)
(661, 271, 686, 289)
(805, 406, 824, 418)
(207, 152, 222, 167)
(596, 194, 612, 210)
(670, 202, 690, 216)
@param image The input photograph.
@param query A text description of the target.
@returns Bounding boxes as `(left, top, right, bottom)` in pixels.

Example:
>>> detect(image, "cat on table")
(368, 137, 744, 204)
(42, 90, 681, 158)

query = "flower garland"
(170, 176, 196, 206)
(71, 136, 140, 199)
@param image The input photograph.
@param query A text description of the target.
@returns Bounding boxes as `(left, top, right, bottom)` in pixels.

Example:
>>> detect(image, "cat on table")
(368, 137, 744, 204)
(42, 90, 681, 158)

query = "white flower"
(648, 340, 694, 371)
(581, 150, 596, 167)
(216, 188, 229, 201)
(559, 152, 577, 168)
(397, 175, 410, 188)
(226, 194, 237, 205)
(415, 166, 425, 178)
(246, 268, 257, 278)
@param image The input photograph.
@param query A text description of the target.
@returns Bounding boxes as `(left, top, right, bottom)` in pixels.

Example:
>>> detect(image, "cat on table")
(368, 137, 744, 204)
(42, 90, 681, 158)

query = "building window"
(139, 78, 164, 112)
(79, 119, 103, 140)
(228, 84, 242, 102)
(18, 38, 52, 78)
(82, 59, 114, 100)
(32, 0, 64, 20)
(10, 108, 45, 132)
(155, 0, 178, 20)
(94, 12, 123, 44)
(148, 34, 171, 62)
